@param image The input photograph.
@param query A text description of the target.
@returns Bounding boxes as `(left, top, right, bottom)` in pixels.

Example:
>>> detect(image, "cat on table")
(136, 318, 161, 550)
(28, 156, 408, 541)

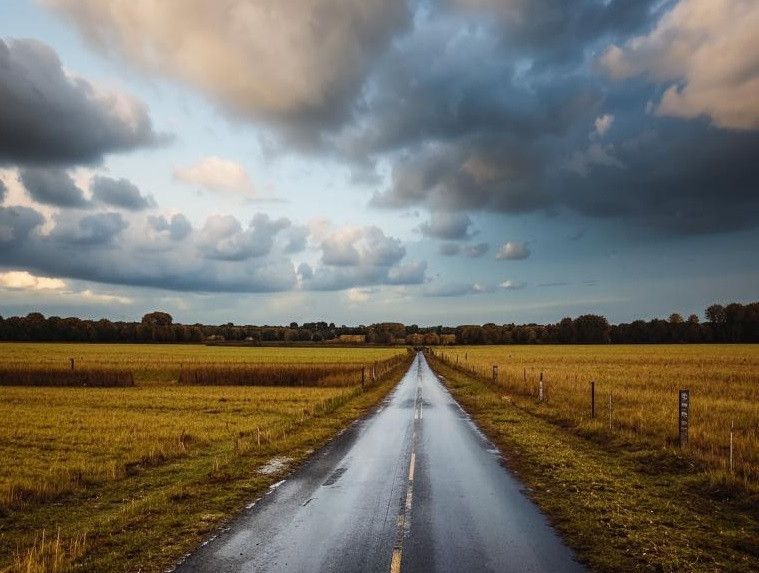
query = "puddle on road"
(257, 456, 292, 475)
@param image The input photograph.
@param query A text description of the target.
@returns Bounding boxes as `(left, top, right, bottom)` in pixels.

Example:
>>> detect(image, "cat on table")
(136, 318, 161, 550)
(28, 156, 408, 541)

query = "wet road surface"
(174, 353, 583, 572)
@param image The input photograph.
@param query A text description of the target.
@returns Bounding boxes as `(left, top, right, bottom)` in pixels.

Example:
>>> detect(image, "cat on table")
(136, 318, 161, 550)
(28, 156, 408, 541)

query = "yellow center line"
(390, 548, 403, 573)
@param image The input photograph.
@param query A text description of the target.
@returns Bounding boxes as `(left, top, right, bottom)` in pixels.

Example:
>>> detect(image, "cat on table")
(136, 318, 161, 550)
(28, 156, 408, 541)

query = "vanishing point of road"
(174, 352, 584, 572)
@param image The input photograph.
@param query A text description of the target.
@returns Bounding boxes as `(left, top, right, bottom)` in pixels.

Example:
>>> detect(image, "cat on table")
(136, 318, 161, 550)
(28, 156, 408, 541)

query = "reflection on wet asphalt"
(173, 353, 584, 573)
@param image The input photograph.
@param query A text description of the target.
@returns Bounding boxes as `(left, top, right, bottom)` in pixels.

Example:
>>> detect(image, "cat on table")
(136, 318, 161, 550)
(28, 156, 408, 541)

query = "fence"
(427, 346, 758, 487)
(179, 351, 412, 387)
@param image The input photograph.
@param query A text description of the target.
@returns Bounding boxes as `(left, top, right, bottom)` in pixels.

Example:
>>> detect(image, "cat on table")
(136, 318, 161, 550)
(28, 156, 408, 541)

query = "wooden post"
(361, 367, 365, 389)
(678, 389, 689, 447)
(591, 381, 596, 419)
(730, 420, 734, 475)
(492, 365, 498, 383)
(538, 371, 544, 402)
(70, 358, 75, 371)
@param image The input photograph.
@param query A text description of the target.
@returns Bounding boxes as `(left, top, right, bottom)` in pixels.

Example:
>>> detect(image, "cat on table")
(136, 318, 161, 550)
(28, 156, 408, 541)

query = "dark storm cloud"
(91, 176, 156, 211)
(355, 1, 758, 236)
(37, 0, 759, 243)
(0, 205, 45, 245)
(443, 0, 660, 68)
(554, 111, 759, 235)
(0, 39, 163, 166)
(50, 212, 128, 245)
(19, 168, 89, 208)
(359, 15, 599, 213)
(370, 139, 552, 213)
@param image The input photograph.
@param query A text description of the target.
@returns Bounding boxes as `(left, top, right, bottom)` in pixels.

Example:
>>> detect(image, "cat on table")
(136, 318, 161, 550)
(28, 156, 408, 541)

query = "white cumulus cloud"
(496, 241, 531, 260)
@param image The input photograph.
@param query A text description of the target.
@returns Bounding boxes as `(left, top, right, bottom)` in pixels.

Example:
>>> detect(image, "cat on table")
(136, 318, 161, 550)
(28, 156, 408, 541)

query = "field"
(430, 344, 759, 489)
(429, 358, 759, 571)
(0, 343, 410, 573)
(0, 343, 403, 384)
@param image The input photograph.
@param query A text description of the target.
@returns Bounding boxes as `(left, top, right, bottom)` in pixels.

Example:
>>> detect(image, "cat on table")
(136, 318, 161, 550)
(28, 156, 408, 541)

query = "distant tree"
(705, 304, 726, 324)
(141, 311, 173, 326)
(557, 317, 575, 343)
(573, 314, 610, 343)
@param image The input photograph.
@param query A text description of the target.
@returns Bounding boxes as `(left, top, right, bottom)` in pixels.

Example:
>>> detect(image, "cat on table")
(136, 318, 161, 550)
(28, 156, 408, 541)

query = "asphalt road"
(173, 352, 583, 573)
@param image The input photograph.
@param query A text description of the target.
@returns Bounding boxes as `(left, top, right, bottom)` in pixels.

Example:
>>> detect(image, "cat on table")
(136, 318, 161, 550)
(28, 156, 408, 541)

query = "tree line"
(0, 302, 757, 344)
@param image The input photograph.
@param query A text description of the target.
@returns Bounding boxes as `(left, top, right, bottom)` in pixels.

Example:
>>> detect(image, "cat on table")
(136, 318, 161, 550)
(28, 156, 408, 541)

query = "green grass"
(428, 356, 759, 572)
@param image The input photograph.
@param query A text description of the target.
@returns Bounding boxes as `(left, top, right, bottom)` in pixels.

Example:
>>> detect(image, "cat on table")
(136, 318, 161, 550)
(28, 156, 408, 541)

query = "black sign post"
(679, 389, 689, 447)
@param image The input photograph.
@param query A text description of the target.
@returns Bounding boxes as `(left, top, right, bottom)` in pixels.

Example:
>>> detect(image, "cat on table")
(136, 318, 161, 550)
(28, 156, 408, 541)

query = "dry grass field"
(431, 344, 759, 489)
(0, 343, 410, 573)
(0, 343, 403, 384)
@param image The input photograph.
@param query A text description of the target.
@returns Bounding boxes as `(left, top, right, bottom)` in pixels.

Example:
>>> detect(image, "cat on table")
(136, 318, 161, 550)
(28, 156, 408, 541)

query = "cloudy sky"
(0, 0, 757, 326)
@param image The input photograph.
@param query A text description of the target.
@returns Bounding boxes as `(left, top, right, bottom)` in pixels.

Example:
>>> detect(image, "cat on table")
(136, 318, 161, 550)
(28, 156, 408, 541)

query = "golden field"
(0, 343, 409, 572)
(0, 343, 403, 384)
(431, 344, 759, 487)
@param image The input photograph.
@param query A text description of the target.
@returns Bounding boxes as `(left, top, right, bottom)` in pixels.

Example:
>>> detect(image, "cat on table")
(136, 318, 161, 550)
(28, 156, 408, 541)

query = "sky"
(0, 0, 757, 327)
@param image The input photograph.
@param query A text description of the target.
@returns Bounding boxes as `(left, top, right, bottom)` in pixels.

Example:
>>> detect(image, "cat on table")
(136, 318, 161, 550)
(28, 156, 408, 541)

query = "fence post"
(591, 380, 595, 419)
(538, 371, 544, 402)
(70, 358, 75, 371)
(678, 389, 689, 447)
(361, 367, 365, 389)
(492, 365, 498, 383)
(730, 420, 734, 475)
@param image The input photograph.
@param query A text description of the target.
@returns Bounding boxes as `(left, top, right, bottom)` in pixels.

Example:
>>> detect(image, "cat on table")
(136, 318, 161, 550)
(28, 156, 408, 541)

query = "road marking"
(390, 548, 402, 573)
(408, 452, 415, 481)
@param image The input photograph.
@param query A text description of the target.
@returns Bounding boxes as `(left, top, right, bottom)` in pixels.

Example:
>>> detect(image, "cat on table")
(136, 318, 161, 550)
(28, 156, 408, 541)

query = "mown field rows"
(430, 344, 759, 488)
(0, 344, 410, 572)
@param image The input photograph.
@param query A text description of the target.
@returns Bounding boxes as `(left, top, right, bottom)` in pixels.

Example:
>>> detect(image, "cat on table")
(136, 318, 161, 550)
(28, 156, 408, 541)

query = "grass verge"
(0, 358, 411, 573)
(428, 357, 759, 572)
